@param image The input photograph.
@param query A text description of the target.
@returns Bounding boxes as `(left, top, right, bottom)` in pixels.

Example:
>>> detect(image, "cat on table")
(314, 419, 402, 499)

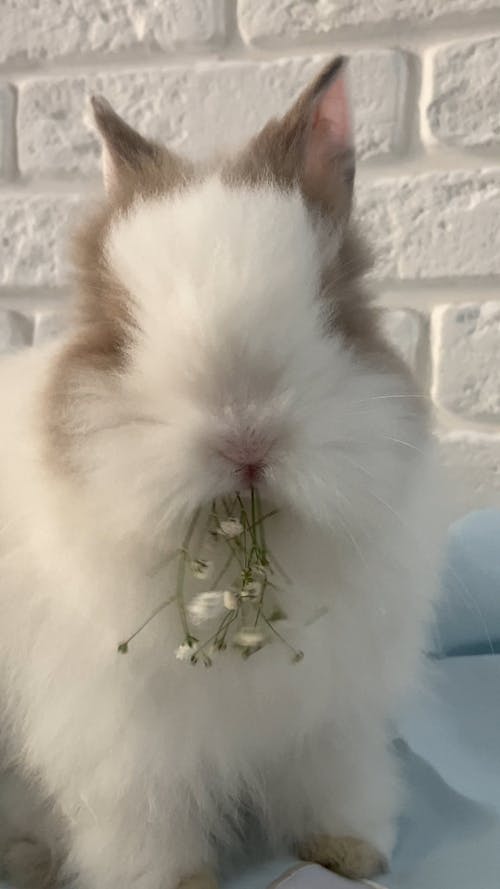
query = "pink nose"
(238, 462, 264, 487)
(219, 438, 268, 487)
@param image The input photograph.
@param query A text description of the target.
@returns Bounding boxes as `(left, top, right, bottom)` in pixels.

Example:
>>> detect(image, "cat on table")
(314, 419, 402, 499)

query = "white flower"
(233, 627, 266, 648)
(223, 590, 239, 611)
(241, 580, 262, 599)
(187, 591, 225, 625)
(175, 643, 193, 662)
(191, 558, 213, 580)
(218, 518, 244, 539)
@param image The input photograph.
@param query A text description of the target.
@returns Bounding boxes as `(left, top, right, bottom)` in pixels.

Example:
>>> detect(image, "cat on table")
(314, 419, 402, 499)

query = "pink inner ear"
(312, 75, 352, 151)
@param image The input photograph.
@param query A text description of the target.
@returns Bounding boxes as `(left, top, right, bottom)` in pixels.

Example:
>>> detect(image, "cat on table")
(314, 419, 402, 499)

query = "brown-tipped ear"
(90, 96, 192, 199)
(227, 56, 354, 218)
(282, 56, 355, 215)
(90, 96, 161, 196)
(301, 57, 355, 198)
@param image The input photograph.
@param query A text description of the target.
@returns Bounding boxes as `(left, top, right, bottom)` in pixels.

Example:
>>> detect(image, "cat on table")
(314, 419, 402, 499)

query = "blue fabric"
(385, 656, 500, 889)
(432, 508, 500, 657)
(381, 507, 500, 888)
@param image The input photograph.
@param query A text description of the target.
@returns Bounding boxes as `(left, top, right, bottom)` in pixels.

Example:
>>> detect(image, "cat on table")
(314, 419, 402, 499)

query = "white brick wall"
(1, 0, 499, 517)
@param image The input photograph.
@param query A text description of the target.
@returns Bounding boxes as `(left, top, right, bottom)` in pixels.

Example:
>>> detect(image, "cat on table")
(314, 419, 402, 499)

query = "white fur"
(0, 178, 445, 889)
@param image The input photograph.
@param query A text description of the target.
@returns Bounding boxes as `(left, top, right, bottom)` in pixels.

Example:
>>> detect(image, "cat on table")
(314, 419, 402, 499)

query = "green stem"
(260, 614, 303, 661)
(252, 509, 279, 531)
(118, 593, 176, 652)
(223, 536, 246, 571)
(253, 577, 268, 627)
(251, 487, 257, 537)
(176, 508, 202, 639)
(255, 490, 270, 567)
(222, 495, 238, 517)
(192, 610, 238, 659)
(236, 494, 249, 568)
(217, 610, 239, 648)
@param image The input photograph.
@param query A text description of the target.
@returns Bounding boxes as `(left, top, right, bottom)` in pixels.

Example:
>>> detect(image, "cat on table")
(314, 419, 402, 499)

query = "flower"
(187, 591, 225, 625)
(175, 643, 193, 662)
(223, 590, 238, 611)
(191, 558, 213, 580)
(233, 627, 266, 648)
(218, 518, 244, 539)
(113, 493, 301, 666)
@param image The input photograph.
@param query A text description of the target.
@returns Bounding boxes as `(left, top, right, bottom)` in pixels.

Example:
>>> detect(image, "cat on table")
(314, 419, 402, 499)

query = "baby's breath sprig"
(117, 489, 303, 665)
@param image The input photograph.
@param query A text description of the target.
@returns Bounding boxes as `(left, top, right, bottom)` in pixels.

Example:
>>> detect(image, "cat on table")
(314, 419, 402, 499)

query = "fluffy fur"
(0, 59, 444, 889)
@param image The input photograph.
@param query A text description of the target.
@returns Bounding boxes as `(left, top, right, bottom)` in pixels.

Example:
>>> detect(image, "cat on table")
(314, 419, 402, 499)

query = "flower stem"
(191, 610, 237, 660)
(260, 614, 303, 662)
(176, 508, 202, 639)
(118, 593, 177, 653)
(253, 577, 268, 628)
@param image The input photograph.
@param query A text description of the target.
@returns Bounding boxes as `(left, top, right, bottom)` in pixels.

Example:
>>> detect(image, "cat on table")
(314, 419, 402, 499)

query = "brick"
(140, 0, 225, 49)
(357, 170, 500, 280)
(0, 310, 33, 353)
(238, 0, 500, 44)
(381, 309, 424, 374)
(0, 196, 81, 287)
(18, 52, 407, 176)
(439, 431, 500, 518)
(432, 303, 500, 421)
(428, 36, 500, 150)
(0, 85, 15, 179)
(0, 0, 224, 64)
(33, 310, 69, 345)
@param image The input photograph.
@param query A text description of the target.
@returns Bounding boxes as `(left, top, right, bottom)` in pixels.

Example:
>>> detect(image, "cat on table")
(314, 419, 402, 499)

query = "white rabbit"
(0, 58, 444, 889)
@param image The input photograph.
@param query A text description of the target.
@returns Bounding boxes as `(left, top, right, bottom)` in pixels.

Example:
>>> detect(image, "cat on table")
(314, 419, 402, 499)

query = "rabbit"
(0, 57, 444, 889)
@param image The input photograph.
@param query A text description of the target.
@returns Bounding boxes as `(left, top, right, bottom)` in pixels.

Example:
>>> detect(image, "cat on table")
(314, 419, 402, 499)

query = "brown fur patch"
(298, 833, 387, 880)
(222, 57, 353, 219)
(71, 142, 193, 345)
(320, 229, 414, 377)
(45, 134, 193, 467)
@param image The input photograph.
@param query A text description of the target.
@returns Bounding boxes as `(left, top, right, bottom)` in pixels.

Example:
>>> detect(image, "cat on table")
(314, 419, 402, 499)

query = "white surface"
(433, 303, 500, 421)
(238, 0, 500, 39)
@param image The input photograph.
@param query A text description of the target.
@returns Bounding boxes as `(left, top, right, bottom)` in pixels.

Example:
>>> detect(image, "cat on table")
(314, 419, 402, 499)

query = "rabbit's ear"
(90, 96, 160, 196)
(228, 57, 355, 220)
(301, 57, 355, 197)
(90, 95, 191, 200)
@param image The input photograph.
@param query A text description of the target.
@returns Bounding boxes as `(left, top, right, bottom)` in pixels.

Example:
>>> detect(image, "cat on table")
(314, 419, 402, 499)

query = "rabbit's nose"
(218, 436, 271, 487)
(237, 461, 264, 488)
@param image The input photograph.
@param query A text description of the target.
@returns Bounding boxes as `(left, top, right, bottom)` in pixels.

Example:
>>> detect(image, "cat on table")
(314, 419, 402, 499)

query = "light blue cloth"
(385, 656, 500, 889)
(381, 510, 500, 888)
(432, 508, 500, 658)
